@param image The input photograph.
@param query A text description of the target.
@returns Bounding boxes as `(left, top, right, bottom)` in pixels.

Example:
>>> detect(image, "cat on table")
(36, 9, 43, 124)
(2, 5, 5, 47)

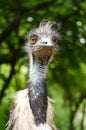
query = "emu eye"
(30, 35, 38, 44)
(52, 36, 58, 44)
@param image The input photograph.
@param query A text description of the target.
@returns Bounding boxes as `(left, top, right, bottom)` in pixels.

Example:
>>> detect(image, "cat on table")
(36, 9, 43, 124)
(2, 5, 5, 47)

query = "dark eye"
(52, 36, 58, 44)
(30, 35, 38, 44)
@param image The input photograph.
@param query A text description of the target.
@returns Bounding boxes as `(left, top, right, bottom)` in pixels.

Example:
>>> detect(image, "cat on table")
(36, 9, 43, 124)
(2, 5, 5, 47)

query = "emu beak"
(32, 46, 54, 57)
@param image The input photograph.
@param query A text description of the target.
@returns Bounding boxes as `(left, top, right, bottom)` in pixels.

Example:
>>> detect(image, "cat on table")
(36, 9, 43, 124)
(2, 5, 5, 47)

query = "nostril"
(43, 41, 47, 44)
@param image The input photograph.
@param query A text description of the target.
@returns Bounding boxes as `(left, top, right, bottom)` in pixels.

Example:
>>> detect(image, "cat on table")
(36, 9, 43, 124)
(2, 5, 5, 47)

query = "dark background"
(0, 0, 86, 130)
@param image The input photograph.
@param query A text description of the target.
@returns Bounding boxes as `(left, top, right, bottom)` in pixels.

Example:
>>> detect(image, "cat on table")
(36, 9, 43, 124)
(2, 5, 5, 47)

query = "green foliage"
(0, 0, 86, 130)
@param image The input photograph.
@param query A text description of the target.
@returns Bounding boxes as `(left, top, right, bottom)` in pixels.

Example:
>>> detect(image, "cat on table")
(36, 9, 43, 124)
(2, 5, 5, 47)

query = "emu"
(6, 20, 59, 130)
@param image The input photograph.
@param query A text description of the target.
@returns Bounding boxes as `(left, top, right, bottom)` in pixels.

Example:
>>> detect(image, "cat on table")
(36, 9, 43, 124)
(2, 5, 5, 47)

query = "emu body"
(7, 21, 59, 130)
(7, 89, 54, 130)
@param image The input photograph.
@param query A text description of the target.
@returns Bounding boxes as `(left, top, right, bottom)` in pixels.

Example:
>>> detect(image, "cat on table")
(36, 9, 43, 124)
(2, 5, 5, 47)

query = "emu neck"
(28, 54, 50, 126)
(29, 55, 49, 82)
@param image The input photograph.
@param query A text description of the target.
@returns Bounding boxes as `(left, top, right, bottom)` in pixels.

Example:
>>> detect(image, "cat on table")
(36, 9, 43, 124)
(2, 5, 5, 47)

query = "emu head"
(26, 20, 59, 64)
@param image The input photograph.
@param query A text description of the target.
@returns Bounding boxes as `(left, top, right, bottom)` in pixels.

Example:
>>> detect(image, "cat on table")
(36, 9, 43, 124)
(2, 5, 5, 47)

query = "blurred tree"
(0, 0, 86, 130)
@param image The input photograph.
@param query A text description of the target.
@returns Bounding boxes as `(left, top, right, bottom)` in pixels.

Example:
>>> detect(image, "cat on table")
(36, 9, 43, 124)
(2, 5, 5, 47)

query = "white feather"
(6, 89, 57, 130)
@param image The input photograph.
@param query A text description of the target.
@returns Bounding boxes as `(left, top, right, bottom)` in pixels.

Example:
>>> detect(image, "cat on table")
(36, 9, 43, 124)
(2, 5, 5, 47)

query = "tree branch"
(0, 64, 15, 103)
(0, 0, 55, 44)
(69, 93, 86, 130)
(0, 17, 20, 44)
(80, 101, 86, 130)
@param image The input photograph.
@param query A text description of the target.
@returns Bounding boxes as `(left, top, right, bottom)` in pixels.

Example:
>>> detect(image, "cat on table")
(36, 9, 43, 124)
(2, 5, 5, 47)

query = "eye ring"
(52, 36, 58, 44)
(30, 35, 38, 44)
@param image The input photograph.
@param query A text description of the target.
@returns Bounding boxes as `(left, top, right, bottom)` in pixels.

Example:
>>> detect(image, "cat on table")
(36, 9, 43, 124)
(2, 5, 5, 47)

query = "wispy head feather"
(27, 20, 59, 40)
(39, 20, 56, 30)
(37, 20, 57, 34)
